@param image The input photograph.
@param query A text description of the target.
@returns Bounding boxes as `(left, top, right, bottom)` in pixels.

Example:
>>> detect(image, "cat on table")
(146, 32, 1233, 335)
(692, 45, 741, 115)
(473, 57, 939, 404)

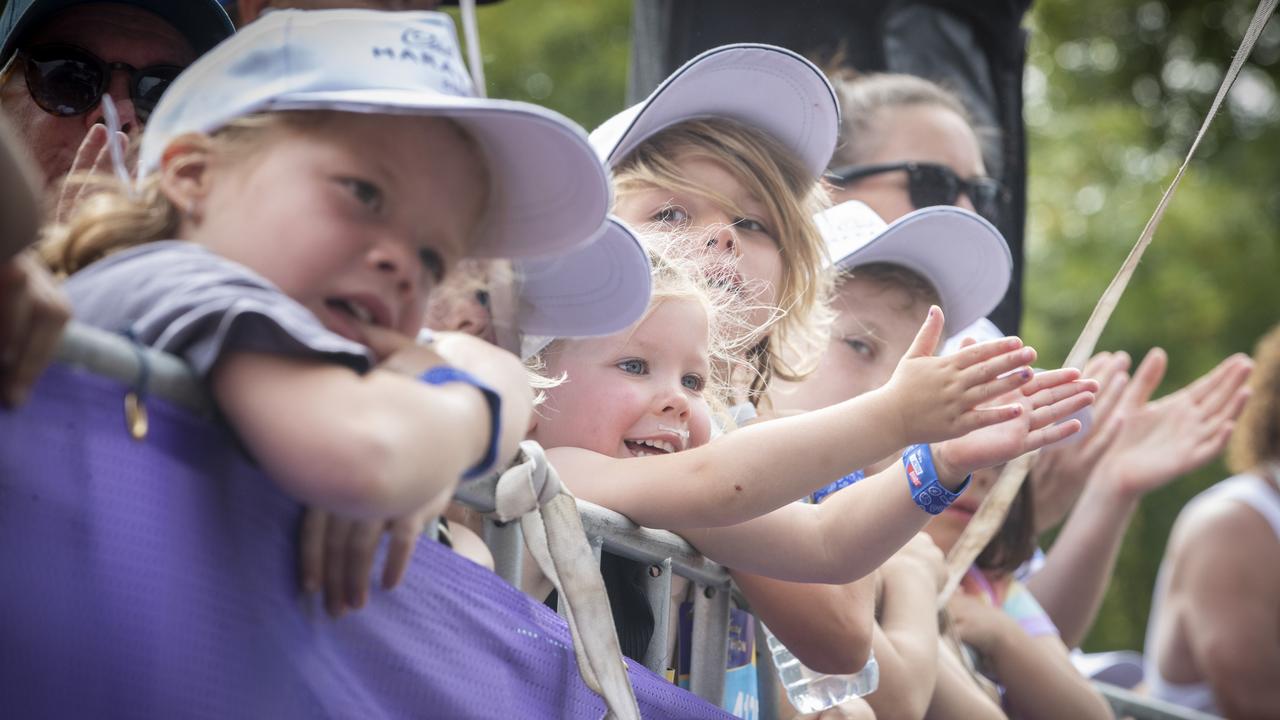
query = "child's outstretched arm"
(213, 327, 533, 520)
(679, 367, 1097, 583)
(551, 307, 1036, 529)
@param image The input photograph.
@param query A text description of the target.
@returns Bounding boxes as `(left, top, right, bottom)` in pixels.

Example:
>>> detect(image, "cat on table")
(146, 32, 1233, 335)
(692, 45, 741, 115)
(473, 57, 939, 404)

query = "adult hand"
(1098, 349, 1253, 501)
(53, 125, 131, 225)
(1032, 351, 1132, 533)
(0, 251, 71, 407)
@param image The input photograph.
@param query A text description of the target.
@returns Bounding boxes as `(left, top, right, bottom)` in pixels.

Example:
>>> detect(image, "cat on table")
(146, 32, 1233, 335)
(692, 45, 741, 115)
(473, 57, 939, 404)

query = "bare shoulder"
(1168, 481, 1280, 589)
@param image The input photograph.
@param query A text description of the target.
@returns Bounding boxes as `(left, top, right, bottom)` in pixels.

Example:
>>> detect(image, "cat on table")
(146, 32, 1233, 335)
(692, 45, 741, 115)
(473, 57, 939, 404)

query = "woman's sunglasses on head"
(827, 161, 1005, 222)
(17, 44, 184, 123)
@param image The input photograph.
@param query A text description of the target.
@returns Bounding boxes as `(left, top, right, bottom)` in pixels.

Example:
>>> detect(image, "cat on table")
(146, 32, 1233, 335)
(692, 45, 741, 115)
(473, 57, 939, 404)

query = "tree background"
(457, 0, 1280, 652)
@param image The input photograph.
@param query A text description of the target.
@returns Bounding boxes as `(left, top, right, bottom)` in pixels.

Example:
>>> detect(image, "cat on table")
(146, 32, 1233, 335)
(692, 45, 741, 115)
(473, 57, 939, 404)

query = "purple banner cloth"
(0, 363, 731, 719)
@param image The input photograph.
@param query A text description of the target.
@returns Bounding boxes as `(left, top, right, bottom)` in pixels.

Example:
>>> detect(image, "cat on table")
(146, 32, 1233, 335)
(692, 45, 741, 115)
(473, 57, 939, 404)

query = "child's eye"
(681, 373, 705, 392)
(418, 248, 445, 284)
(844, 338, 877, 359)
(336, 176, 384, 212)
(733, 217, 769, 234)
(617, 358, 648, 375)
(652, 204, 690, 225)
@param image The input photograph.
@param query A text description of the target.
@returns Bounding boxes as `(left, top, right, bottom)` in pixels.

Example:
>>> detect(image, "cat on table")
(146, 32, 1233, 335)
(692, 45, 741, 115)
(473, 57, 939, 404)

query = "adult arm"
(1178, 500, 1280, 719)
(1028, 350, 1252, 646)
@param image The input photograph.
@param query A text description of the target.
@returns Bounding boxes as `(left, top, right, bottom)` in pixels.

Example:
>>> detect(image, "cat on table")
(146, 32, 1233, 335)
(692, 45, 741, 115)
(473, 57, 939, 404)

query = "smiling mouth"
(624, 438, 677, 457)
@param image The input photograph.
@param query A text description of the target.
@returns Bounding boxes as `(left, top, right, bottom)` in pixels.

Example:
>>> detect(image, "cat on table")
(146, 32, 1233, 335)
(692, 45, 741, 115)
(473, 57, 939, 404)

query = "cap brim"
(212, 89, 612, 262)
(833, 206, 1012, 335)
(516, 216, 652, 339)
(589, 44, 838, 177)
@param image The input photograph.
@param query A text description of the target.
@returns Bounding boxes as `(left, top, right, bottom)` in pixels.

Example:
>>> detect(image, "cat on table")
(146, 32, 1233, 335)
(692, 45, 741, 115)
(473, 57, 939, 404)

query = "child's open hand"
(880, 306, 1037, 447)
(934, 367, 1098, 481)
(298, 502, 441, 618)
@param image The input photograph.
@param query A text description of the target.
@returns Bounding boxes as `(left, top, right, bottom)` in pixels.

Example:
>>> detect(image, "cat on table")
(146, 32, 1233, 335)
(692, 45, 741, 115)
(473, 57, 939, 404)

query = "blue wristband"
(812, 469, 865, 504)
(902, 444, 969, 515)
(418, 366, 502, 480)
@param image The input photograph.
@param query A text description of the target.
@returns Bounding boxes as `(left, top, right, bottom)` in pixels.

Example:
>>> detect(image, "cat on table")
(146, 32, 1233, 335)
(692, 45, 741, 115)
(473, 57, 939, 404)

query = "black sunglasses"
(827, 161, 1005, 221)
(18, 44, 184, 123)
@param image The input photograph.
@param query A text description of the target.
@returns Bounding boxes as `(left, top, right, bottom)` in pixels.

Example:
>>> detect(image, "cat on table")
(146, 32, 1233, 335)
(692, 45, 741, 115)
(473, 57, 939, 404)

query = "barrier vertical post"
(640, 558, 674, 673)
(483, 518, 523, 588)
(688, 583, 730, 704)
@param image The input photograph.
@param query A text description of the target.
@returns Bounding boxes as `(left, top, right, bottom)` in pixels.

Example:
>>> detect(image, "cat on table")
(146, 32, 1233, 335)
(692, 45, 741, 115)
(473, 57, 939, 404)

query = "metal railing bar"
(640, 557, 673, 674)
(688, 583, 730, 704)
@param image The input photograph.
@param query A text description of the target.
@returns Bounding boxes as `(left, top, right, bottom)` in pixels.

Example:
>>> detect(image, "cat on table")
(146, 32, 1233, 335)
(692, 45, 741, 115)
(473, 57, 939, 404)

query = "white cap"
(941, 318, 1093, 444)
(588, 44, 839, 178)
(137, 10, 609, 260)
(516, 216, 651, 340)
(817, 201, 1012, 336)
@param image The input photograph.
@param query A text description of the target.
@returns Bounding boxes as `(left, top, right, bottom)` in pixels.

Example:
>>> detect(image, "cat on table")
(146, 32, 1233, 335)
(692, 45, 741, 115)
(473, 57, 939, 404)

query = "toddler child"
(45, 9, 617, 615)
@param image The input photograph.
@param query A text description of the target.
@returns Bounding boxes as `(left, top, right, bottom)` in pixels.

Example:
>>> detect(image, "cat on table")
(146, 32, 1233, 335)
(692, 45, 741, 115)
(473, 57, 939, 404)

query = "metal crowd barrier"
(40, 322, 1225, 719)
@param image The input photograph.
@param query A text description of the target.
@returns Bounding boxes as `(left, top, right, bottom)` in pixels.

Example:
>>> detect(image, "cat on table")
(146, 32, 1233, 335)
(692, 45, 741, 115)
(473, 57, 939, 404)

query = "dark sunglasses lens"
(25, 49, 103, 116)
(969, 179, 1002, 220)
(907, 164, 960, 209)
(133, 66, 181, 120)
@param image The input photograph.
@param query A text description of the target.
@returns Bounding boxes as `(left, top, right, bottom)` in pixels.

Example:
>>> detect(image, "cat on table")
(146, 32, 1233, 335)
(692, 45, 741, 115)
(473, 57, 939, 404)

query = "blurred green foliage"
(462, 0, 1280, 652)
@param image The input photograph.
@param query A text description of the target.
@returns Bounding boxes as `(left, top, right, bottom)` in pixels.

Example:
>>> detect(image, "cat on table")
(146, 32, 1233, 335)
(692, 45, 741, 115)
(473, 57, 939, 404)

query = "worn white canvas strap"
(493, 441, 641, 720)
(940, 0, 1279, 607)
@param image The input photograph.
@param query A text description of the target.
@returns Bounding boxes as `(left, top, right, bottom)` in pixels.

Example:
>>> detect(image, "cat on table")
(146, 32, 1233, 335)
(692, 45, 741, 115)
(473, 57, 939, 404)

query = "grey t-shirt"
(65, 241, 374, 377)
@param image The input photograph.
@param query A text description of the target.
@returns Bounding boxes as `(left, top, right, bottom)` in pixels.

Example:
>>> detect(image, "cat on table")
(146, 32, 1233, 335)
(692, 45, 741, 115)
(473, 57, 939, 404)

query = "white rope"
(493, 442, 641, 720)
(458, 0, 487, 99)
(940, 0, 1279, 608)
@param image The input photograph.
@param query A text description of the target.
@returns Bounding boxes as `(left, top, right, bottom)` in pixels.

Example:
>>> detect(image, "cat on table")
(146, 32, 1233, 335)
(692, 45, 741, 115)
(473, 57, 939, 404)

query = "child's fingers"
(1024, 418, 1084, 451)
(344, 521, 383, 610)
(1017, 367, 1083, 396)
(299, 508, 327, 594)
(1028, 389, 1096, 431)
(903, 306, 944, 360)
(361, 323, 417, 362)
(324, 517, 353, 618)
(959, 346, 1036, 388)
(961, 366, 1033, 408)
(381, 513, 427, 590)
(957, 403, 1023, 434)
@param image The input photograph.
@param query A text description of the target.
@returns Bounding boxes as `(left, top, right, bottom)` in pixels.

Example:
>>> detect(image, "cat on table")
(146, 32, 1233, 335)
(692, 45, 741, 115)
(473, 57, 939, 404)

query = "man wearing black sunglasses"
(0, 0, 233, 191)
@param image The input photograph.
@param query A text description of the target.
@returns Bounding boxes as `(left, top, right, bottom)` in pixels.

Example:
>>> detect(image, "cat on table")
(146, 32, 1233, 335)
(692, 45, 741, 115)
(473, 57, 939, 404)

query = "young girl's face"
(614, 154, 784, 333)
(924, 464, 1001, 554)
(188, 113, 487, 345)
(772, 275, 927, 411)
(532, 296, 714, 458)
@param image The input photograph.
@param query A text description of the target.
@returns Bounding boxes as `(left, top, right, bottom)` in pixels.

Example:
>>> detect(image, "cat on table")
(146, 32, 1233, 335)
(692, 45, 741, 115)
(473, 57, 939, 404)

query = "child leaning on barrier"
(41, 10, 624, 615)
(523, 228, 1095, 647)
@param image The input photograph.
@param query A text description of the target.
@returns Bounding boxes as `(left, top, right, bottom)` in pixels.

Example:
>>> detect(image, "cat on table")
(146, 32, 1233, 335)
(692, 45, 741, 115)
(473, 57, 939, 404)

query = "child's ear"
(157, 133, 216, 222)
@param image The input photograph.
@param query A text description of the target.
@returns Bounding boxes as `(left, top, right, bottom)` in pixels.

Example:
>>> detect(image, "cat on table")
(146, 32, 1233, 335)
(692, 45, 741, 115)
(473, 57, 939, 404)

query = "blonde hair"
(41, 111, 334, 276)
(612, 117, 834, 404)
(1228, 323, 1280, 473)
(825, 69, 980, 168)
(530, 234, 753, 425)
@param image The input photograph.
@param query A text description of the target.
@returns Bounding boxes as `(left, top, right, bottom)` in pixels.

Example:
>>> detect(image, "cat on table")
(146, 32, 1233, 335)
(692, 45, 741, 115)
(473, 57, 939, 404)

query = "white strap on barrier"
(940, 0, 1278, 608)
(493, 441, 641, 720)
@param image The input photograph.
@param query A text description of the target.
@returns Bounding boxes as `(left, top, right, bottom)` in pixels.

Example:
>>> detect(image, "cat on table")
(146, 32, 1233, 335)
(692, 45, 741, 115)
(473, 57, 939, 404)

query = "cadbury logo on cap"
(369, 21, 471, 95)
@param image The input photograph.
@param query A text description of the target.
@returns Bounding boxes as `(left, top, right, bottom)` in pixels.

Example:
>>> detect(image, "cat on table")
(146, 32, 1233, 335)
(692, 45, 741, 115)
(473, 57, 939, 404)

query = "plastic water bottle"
(762, 624, 880, 713)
